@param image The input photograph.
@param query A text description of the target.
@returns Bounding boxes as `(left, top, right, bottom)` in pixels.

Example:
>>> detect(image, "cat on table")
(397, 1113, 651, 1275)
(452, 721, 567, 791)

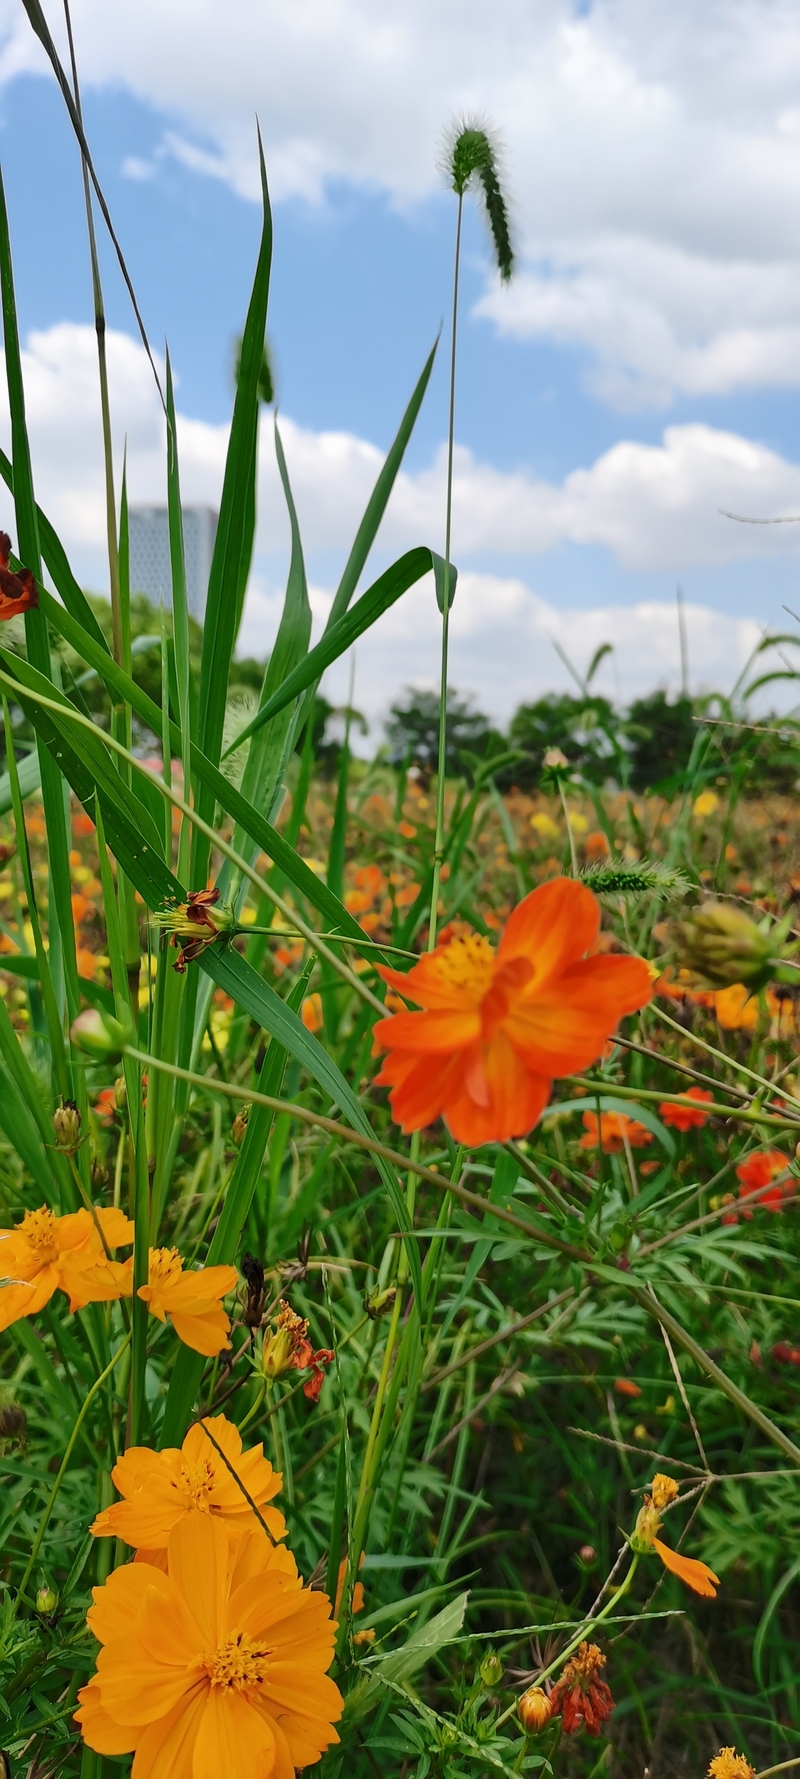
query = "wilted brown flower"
(549, 1643, 614, 1736)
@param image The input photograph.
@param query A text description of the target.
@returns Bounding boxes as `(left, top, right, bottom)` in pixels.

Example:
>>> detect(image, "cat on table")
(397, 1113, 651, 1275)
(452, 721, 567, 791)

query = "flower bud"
(113, 1076, 127, 1110)
(518, 1687, 552, 1733)
(232, 1104, 251, 1147)
(36, 1583, 58, 1617)
(480, 1651, 504, 1687)
(53, 1101, 81, 1154)
(543, 747, 569, 770)
(677, 903, 774, 990)
(363, 1285, 397, 1321)
(70, 1006, 133, 1062)
(0, 1401, 26, 1441)
(90, 1157, 110, 1191)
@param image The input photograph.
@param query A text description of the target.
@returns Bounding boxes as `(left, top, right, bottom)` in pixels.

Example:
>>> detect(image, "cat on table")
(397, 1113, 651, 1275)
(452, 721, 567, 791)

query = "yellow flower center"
(177, 1457, 216, 1509)
(148, 1247, 184, 1285)
(21, 1207, 59, 1263)
(206, 1630, 271, 1690)
(435, 933, 495, 998)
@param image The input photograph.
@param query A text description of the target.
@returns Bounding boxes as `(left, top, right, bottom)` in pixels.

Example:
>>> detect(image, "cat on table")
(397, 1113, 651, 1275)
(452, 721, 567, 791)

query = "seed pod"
(53, 1100, 81, 1154)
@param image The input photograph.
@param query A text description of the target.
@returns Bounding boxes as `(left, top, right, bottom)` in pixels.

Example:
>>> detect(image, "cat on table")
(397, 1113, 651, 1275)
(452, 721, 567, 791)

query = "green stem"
(497, 1557, 639, 1729)
(429, 190, 463, 952)
(15, 1330, 131, 1609)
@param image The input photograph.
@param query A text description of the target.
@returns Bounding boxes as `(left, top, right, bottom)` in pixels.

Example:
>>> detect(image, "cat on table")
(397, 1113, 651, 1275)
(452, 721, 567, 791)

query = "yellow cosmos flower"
(632, 1475, 719, 1598)
(90, 1415, 285, 1555)
(92, 1248, 239, 1356)
(0, 1204, 133, 1332)
(75, 1515, 343, 1776)
(708, 1750, 755, 1779)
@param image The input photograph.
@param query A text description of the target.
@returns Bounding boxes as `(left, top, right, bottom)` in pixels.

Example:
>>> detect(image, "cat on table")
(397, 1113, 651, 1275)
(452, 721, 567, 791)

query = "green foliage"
(385, 687, 504, 781)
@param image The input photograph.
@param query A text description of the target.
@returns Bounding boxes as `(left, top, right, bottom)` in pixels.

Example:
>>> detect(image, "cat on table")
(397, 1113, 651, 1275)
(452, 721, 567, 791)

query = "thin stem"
(15, 1331, 131, 1609)
(428, 190, 463, 952)
(496, 1557, 639, 1727)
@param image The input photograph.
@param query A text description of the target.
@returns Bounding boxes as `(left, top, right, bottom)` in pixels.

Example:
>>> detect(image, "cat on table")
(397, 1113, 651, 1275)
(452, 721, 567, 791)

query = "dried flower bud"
(35, 1584, 58, 1617)
(518, 1687, 552, 1733)
(232, 1104, 251, 1147)
(363, 1285, 397, 1321)
(70, 1006, 133, 1062)
(0, 1402, 26, 1441)
(480, 1651, 504, 1687)
(677, 903, 776, 990)
(53, 1101, 81, 1154)
(90, 1157, 110, 1191)
(241, 1251, 266, 1328)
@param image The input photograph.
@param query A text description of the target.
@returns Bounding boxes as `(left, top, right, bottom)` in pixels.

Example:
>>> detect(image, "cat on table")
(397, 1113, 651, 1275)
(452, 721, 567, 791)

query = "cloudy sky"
(1, 0, 800, 732)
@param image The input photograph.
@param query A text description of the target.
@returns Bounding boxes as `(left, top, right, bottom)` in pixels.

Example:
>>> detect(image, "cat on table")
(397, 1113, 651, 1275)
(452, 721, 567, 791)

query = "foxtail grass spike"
(445, 119, 514, 281)
(579, 859, 691, 900)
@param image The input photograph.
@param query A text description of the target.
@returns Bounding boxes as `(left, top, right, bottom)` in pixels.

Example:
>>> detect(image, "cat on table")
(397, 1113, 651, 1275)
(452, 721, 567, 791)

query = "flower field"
(1, 37, 800, 1779)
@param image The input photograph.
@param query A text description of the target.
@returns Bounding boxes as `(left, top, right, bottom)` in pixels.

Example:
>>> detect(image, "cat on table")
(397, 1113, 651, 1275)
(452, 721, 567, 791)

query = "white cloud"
(0, 320, 796, 728)
(3, 2, 800, 402)
(239, 570, 768, 735)
(6, 323, 800, 583)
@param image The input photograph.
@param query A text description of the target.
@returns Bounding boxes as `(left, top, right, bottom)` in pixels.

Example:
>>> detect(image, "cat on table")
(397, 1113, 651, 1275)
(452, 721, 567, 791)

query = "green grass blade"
(223, 547, 455, 756)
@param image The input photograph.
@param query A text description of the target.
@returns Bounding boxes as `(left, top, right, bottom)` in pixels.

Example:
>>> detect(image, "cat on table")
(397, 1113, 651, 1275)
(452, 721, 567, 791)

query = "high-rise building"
(128, 506, 217, 621)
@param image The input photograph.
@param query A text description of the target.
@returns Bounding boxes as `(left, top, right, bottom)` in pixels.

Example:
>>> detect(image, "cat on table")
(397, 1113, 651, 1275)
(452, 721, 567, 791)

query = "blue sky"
(2, 1, 800, 728)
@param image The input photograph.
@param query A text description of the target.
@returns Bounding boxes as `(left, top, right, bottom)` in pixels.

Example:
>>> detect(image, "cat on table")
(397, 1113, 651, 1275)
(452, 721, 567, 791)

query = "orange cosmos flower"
(658, 1086, 713, 1131)
(75, 1515, 343, 1773)
(261, 1301, 335, 1402)
(632, 1473, 719, 1598)
(708, 1750, 755, 1779)
(0, 1204, 133, 1332)
(99, 1248, 239, 1355)
(372, 878, 652, 1146)
(0, 531, 38, 619)
(714, 983, 760, 1032)
(579, 1110, 653, 1152)
(90, 1415, 285, 1554)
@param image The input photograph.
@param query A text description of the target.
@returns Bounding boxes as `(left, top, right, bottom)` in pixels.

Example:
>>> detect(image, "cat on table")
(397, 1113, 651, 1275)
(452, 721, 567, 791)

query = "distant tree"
(626, 692, 697, 791)
(505, 693, 621, 789)
(385, 687, 503, 781)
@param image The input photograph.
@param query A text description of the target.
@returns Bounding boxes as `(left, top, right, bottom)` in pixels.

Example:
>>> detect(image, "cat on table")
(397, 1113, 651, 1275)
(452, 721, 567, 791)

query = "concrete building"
(128, 506, 217, 621)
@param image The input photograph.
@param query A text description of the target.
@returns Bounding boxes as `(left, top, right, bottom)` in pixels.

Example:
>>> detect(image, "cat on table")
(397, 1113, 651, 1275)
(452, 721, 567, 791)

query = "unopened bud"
(480, 1651, 504, 1687)
(35, 1584, 58, 1617)
(578, 1544, 596, 1564)
(90, 1157, 110, 1191)
(232, 1104, 251, 1147)
(518, 1687, 552, 1733)
(0, 1402, 26, 1441)
(53, 1101, 81, 1154)
(70, 1006, 133, 1062)
(543, 747, 569, 771)
(363, 1285, 397, 1321)
(677, 903, 775, 990)
(113, 1076, 127, 1110)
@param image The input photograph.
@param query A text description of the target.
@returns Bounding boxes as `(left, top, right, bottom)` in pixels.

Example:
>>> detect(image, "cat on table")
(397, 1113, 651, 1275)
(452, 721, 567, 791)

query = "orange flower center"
(206, 1629, 271, 1690)
(148, 1247, 184, 1285)
(21, 1207, 59, 1263)
(177, 1457, 216, 1509)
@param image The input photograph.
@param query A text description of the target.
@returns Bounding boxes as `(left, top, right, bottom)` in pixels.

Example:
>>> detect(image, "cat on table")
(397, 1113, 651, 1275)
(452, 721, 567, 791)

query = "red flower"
(550, 1643, 614, 1737)
(0, 532, 38, 620)
(734, 1150, 794, 1218)
(659, 1086, 713, 1131)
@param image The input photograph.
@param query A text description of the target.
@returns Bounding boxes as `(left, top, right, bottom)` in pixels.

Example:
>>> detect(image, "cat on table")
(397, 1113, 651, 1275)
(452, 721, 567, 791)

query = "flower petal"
(497, 878, 600, 982)
(193, 1686, 278, 1779)
(653, 1538, 719, 1597)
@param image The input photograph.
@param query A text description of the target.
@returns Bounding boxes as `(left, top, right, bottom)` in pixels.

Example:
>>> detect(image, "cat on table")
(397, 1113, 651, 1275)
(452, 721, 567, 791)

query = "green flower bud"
(677, 903, 775, 989)
(480, 1650, 504, 1687)
(36, 1584, 58, 1616)
(232, 1104, 251, 1147)
(53, 1100, 81, 1154)
(363, 1285, 397, 1321)
(70, 1006, 133, 1062)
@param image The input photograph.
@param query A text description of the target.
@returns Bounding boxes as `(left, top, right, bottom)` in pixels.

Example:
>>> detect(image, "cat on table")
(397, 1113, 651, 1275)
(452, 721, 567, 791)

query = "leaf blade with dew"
(445, 118, 514, 281)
